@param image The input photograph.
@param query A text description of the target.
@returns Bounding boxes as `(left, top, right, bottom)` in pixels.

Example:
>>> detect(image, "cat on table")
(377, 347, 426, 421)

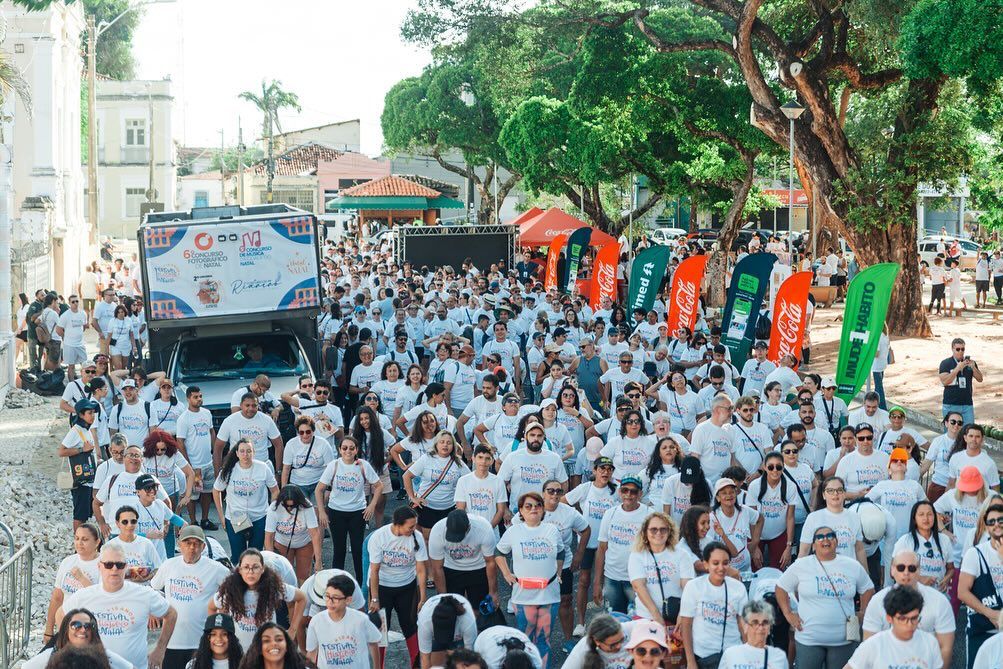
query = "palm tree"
(238, 79, 301, 203)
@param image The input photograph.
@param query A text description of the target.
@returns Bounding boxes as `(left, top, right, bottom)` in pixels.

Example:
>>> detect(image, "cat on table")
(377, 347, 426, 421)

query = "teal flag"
(720, 253, 777, 364)
(835, 263, 901, 404)
(561, 227, 592, 293)
(626, 246, 672, 313)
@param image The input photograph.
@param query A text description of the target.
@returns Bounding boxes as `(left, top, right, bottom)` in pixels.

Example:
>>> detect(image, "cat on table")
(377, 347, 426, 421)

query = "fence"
(0, 521, 32, 669)
(0, 339, 10, 406)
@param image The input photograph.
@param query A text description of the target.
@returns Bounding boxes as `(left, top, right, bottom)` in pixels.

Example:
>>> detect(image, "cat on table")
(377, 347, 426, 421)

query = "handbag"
(56, 457, 74, 490)
(649, 548, 680, 624)
(410, 458, 454, 509)
(969, 547, 1003, 635)
(817, 556, 861, 642)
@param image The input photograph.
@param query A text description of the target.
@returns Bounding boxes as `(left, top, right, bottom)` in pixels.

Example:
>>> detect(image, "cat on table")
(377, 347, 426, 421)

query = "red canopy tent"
(518, 207, 618, 248)
(506, 207, 544, 226)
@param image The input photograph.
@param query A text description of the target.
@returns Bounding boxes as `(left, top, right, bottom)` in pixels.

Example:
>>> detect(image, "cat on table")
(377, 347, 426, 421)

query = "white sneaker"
(387, 631, 405, 644)
(507, 600, 515, 614)
(573, 624, 586, 637)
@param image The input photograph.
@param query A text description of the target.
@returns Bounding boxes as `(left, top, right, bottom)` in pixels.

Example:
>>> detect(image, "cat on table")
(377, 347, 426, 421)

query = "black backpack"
(36, 368, 66, 395)
(276, 400, 297, 442)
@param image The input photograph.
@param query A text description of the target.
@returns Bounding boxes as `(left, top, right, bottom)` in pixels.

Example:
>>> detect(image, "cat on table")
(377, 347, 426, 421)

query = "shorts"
(83, 298, 96, 311)
(109, 338, 132, 357)
(62, 345, 88, 366)
(45, 340, 62, 362)
(192, 465, 215, 495)
(71, 486, 92, 522)
(417, 505, 454, 529)
(581, 547, 597, 570)
(560, 567, 573, 596)
(976, 280, 990, 292)
(15, 331, 26, 342)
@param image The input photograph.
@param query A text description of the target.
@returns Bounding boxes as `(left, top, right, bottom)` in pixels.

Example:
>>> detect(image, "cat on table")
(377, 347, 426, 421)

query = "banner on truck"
(835, 263, 900, 404)
(720, 252, 777, 364)
(142, 216, 321, 322)
(666, 255, 709, 335)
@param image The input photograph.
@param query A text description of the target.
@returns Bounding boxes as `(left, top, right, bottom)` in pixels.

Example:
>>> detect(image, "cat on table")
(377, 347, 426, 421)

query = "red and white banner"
(589, 243, 619, 309)
(768, 270, 812, 364)
(666, 255, 709, 334)
(544, 234, 567, 292)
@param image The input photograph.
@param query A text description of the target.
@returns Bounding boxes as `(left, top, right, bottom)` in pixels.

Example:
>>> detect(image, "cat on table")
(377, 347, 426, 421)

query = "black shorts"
(976, 280, 990, 292)
(832, 275, 847, 287)
(581, 547, 597, 570)
(931, 284, 946, 299)
(560, 567, 574, 596)
(71, 486, 92, 522)
(417, 505, 454, 529)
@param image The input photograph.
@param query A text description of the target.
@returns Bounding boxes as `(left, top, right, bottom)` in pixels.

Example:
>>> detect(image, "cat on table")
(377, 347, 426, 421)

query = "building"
(272, 119, 361, 154)
(326, 175, 464, 233)
(177, 171, 236, 210)
(176, 145, 216, 176)
(318, 152, 390, 210)
(917, 179, 970, 237)
(92, 78, 176, 240)
(241, 142, 345, 213)
(2, 1, 87, 300)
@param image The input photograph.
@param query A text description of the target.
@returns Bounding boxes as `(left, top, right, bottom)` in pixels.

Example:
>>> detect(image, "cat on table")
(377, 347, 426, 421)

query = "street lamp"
(780, 100, 805, 261)
(87, 0, 175, 244)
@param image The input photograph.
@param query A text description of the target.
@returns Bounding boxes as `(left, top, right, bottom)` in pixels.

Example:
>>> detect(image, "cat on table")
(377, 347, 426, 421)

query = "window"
(125, 119, 146, 146)
(194, 190, 209, 208)
(125, 188, 146, 218)
(261, 189, 314, 211)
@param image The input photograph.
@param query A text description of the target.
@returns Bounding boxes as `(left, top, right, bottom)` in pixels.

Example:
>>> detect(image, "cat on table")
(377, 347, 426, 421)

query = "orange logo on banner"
(666, 255, 709, 334)
(768, 271, 813, 364)
(590, 244, 620, 309)
(544, 235, 567, 292)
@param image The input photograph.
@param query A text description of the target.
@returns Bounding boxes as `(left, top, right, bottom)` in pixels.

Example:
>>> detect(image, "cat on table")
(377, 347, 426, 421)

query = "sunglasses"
(633, 647, 665, 658)
(891, 459, 907, 465)
(298, 429, 313, 435)
(813, 532, 837, 541)
(765, 464, 783, 472)
(118, 518, 138, 525)
(948, 419, 963, 425)
(627, 393, 641, 399)
(986, 517, 1002, 527)
(522, 502, 543, 510)
(625, 419, 641, 425)
(857, 435, 874, 441)
(315, 390, 329, 395)
(894, 564, 919, 573)
(101, 561, 127, 570)
(544, 488, 563, 495)
(621, 487, 641, 495)
(824, 488, 845, 494)
(69, 620, 96, 631)
(781, 449, 799, 455)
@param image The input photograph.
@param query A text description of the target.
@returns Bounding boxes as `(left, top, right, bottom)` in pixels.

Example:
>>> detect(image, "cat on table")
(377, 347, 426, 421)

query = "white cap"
(713, 478, 737, 496)
(821, 376, 837, 388)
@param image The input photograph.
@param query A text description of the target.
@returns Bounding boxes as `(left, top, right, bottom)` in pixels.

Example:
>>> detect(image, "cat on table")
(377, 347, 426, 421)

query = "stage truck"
(139, 204, 323, 426)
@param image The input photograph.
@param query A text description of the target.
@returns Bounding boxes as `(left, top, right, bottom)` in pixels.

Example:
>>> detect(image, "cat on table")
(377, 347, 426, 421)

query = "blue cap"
(620, 475, 643, 490)
(354, 306, 366, 314)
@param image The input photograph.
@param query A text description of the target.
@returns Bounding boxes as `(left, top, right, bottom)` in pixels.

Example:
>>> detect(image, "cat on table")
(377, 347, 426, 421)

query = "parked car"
(648, 227, 688, 245)
(918, 235, 980, 270)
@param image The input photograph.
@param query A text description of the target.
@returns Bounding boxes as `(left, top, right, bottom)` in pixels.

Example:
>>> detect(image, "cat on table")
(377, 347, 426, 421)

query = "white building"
(93, 78, 176, 240)
(2, 1, 88, 300)
(273, 119, 360, 154)
(177, 171, 235, 210)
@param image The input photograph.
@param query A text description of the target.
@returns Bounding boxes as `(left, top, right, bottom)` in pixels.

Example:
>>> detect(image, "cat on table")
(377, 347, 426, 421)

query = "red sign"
(544, 235, 567, 292)
(589, 244, 619, 309)
(762, 189, 809, 206)
(768, 271, 812, 364)
(666, 255, 709, 334)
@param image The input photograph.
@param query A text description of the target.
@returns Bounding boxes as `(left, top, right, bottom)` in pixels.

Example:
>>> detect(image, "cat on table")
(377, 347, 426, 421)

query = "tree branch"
(632, 10, 736, 59)
(431, 148, 480, 186)
(616, 193, 663, 230)
(828, 55, 902, 90)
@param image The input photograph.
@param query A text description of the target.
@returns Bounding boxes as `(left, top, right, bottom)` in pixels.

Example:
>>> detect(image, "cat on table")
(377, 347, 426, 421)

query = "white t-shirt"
(150, 555, 231, 649)
(63, 582, 170, 669)
(319, 458, 380, 512)
(212, 461, 277, 521)
(566, 481, 619, 549)
(175, 408, 214, 468)
(428, 515, 496, 571)
(729, 421, 774, 475)
(708, 505, 760, 573)
(513, 502, 589, 557)
(110, 535, 162, 573)
(57, 308, 88, 346)
(847, 628, 943, 669)
(416, 593, 478, 653)
(265, 504, 319, 549)
(627, 547, 695, 619)
(22, 648, 132, 669)
(474, 626, 543, 669)
(949, 451, 1001, 489)
(934, 493, 981, 565)
(368, 524, 429, 587)
(408, 455, 470, 510)
(862, 583, 955, 636)
(600, 434, 657, 480)
(801, 508, 864, 558)
(216, 412, 281, 463)
(892, 533, 954, 584)
(109, 400, 150, 446)
(760, 402, 793, 432)
(688, 420, 733, 480)
(299, 402, 345, 442)
(661, 389, 702, 433)
(679, 575, 748, 658)
(134, 500, 173, 561)
(148, 398, 183, 435)
(564, 621, 634, 669)
(598, 504, 654, 581)
(497, 448, 568, 511)
(836, 450, 891, 493)
(719, 644, 789, 669)
(53, 554, 100, 598)
(762, 366, 801, 397)
(307, 607, 381, 669)
(283, 435, 335, 487)
(925, 434, 954, 487)
(213, 582, 298, 650)
(142, 452, 187, 496)
(660, 474, 696, 524)
(453, 472, 507, 528)
(973, 632, 1003, 669)
(776, 554, 873, 646)
(746, 477, 794, 541)
(868, 479, 927, 540)
(496, 521, 563, 605)
(599, 367, 649, 402)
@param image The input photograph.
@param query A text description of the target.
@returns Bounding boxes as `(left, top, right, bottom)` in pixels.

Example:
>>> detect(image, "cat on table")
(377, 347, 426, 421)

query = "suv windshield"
(176, 334, 307, 380)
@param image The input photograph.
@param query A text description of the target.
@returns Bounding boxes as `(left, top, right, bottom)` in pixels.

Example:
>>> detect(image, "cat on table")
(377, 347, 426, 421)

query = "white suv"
(918, 235, 981, 270)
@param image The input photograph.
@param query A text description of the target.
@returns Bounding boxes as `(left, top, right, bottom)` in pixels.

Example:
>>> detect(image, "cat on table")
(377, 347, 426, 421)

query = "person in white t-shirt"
(211, 439, 279, 564)
(42, 524, 102, 646)
(719, 599, 789, 669)
(453, 445, 508, 534)
(59, 543, 176, 669)
(427, 509, 498, 615)
(848, 585, 943, 669)
(56, 295, 89, 379)
(762, 355, 802, 399)
(678, 542, 748, 668)
(306, 573, 380, 669)
(628, 511, 695, 626)
(594, 476, 654, 615)
(175, 386, 217, 529)
(798, 476, 868, 568)
(264, 486, 323, 584)
(23, 607, 134, 669)
(688, 395, 735, 481)
(215, 393, 283, 471)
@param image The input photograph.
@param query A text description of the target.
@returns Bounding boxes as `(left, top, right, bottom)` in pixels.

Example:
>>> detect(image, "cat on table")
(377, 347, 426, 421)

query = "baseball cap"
(888, 406, 906, 417)
(821, 377, 837, 388)
(679, 455, 701, 485)
(204, 613, 236, 635)
(714, 479, 737, 496)
(594, 456, 614, 470)
(620, 475, 643, 490)
(354, 305, 366, 313)
(532, 331, 545, 340)
(178, 525, 206, 543)
(444, 509, 471, 542)
(624, 619, 669, 650)
(540, 398, 557, 409)
(958, 466, 984, 493)
(553, 327, 568, 337)
(121, 379, 137, 389)
(889, 448, 910, 462)
(753, 341, 768, 350)
(135, 473, 158, 490)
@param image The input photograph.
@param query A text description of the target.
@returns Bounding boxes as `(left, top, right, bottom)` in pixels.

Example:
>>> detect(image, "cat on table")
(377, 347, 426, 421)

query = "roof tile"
(340, 175, 441, 198)
(250, 142, 344, 176)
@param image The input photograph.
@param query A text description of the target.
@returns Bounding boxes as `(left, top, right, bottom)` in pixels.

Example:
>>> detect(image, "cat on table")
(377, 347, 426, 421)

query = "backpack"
(35, 319, 51, 344)
(36, 367, 65, 394)
(276, 400, 297, 442)
(115, 400, 151, 424)
(754, 314, 771, 341)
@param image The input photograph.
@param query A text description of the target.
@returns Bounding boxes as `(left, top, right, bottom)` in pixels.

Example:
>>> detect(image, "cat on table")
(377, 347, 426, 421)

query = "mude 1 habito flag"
(627, 245, 672, 313)
(720, 252, 777, 364)
(835, 263, 900, 404)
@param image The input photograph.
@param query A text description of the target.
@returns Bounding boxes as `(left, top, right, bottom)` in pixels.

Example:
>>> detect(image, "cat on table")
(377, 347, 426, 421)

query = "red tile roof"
(340, 175, 441, 198)
(250, 142, 344, 176)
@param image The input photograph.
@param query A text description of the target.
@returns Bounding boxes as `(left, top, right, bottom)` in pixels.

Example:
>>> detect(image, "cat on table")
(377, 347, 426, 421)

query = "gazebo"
(326, 175, 464, 233)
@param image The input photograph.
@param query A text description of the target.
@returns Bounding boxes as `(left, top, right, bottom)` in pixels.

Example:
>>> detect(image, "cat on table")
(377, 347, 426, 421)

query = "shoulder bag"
(649, 548, 680, 624)
(410, 458, 454, 509)
(816, 556, 861, 642)
(969, 547, 1003, 635)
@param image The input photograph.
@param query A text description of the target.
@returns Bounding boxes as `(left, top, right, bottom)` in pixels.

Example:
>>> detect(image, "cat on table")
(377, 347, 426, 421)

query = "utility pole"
(146, 84, 155, 202)
(237, 121, 245, 206)
(86, 16, 98, 246)
(266, 109, 275, 203)
(219, 129, 226, 205)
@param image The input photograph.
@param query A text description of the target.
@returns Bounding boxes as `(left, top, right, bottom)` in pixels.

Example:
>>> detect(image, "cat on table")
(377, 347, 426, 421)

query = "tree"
(83, 0, 142, 80)
(238, 80, 301, 203)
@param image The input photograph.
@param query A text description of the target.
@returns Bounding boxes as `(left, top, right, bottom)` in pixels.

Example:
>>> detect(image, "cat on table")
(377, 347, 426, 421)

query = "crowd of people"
(22, 229, 998, 669)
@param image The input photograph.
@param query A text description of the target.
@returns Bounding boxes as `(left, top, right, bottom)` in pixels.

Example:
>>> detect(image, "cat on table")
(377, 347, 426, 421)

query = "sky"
(131, 0, 432, 157)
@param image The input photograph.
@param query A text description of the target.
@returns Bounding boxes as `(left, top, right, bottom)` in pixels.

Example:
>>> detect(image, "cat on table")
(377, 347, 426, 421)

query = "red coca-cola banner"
(666, 255, 709, 334)
(544, 234, 567, 292)
(768, 271, 812, 364)
(589, 243, 619, 309)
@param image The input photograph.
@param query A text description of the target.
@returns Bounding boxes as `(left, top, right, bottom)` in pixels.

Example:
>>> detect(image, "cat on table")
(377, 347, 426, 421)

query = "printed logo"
(153, 264, 180, 284)
(94, 606, 137, 637)
(194, 233, 213, 251)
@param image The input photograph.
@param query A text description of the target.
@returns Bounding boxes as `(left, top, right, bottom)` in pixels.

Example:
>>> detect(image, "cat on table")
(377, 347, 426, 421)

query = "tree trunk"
(707, 156, 756, 307)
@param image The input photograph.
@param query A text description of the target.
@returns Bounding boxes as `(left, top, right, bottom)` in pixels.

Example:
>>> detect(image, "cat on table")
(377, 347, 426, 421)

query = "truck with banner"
(139, 204, 323, 425)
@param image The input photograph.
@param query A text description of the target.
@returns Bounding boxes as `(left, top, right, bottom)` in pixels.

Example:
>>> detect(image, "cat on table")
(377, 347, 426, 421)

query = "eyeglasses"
(324, 593, 348, 602)
(625, 418, 641, 425)
(765, 464, 783, 472)
(126, 453, 142, 459)
(893, 564, 919, 573)
(893, 613, 921, 625)
(813, 532, 837, 541)
(954, 347, 965, 352)
(824, 488, 845, 494)
(621, 487, 640, 495)
(298, 429, 313, 435)
(521, 502, 543, 510)
(856, 435, 874, 441)
(118, 518, 138, 525)
(632, 647, 664, 658)
(140, 486, 158, 494)
(619, 360, 632, 365)
(744, 619, 771, 627)
(69, 620, 96, 631)
(240, 564, 264, 573)
(647, 526, 669, 534)
(101, 561, 127, 570)
(948, 419, 963, 425)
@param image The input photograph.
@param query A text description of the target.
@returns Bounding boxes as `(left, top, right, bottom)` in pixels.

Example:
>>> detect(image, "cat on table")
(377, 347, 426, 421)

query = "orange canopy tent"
(518, 207, 618, 248)
(506, 207, 544, 226)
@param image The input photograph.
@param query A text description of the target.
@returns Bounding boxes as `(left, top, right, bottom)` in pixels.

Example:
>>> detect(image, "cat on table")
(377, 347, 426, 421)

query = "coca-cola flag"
(627, 245, 673, 313)
(544, 234, 567, 292)
(666, 255, 709, 335)
(561, 226, 593, 294)
(590, 243, 619, 309)
(767, 271, 812, 365)
(720, 252, 777, 365)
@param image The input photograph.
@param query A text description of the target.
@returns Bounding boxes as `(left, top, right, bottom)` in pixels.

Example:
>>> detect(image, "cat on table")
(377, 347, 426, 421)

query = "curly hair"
(633, 511, 679, 552)
(216, 550, 286, 627)
(189, 627, 243, 669)
(142, 429, 178, 458)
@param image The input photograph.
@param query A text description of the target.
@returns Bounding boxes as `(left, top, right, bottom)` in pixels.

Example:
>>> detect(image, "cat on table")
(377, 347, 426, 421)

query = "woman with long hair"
(316, 436, 382, 577)
(237, 622, 309, 669)
(562, 613, 630, 669)
(893, 500, 954, 594)
(280, 415, 335, 503)
(24, 608, 132, 669)
(782, 438, 818, 546)
(15, 292, 29, 365)
(798, 476, 867, 564)
(538, 399, 575, 463)
(43, 525, 101, 646)
(142, 429, 195, 557)
(947, 425, 999, 492)
(186, 613, 244, 669)
(371, 360, 406, 413)
(661, 455, 712, 524)
(640, 437, 682, 509)
(212, 439, 279, 563)
(404, 430, 470, 543)
(923, 411, 965, 502)
(678, 542, 748, 669)
(601, 409, 657, 482)
(391, 410, 438, 483)
(354, 391, 394, 432)
(210, 549, 306, 652)
(677, 505, 712, 574)
(351, 405, 395, 526)
(760, 381, 793, 435)
(629, 512, 692, 627)
(392, 364, 427, 430)
(746, 452, 796, 570)
(264, 485, 322, 584)
(107, 304, 135, 371)
(934, 465, 988, 563)
(556, 382, 595, 469)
